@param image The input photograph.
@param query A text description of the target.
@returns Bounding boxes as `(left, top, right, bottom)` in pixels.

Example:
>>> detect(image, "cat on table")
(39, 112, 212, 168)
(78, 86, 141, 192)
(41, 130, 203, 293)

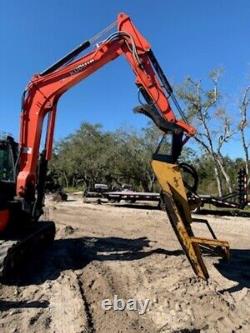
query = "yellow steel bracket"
(152, 159, 230, 280)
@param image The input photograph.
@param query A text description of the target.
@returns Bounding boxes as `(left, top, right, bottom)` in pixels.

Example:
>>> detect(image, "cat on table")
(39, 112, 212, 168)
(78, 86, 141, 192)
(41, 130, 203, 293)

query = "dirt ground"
(0, 193, 250, 333)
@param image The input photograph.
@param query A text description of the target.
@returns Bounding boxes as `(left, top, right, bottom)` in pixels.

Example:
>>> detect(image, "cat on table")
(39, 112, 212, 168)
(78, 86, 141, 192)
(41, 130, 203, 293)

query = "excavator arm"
(0, 12, 229, 280)
(17, 12, 195, 200)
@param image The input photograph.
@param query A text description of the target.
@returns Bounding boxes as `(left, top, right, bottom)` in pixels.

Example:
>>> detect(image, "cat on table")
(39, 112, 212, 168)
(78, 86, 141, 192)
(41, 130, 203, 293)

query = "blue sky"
(0, 0, 249, 157)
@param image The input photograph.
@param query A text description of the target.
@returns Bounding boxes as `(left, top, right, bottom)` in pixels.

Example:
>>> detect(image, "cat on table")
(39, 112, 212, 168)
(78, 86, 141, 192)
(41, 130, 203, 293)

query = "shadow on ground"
(2, 233, 249, 295)
(215, 249, 250, 292)
(2, 236, 182, 286)
(111, 203, 160, 210)
(195, 208, 250, 217)
(0, 300, 49, 311)
(84, 200, 160, 210)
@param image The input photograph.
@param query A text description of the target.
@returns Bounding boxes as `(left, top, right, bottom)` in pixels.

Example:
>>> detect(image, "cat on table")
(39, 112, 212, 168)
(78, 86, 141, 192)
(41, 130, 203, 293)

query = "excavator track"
(0, 221, 55, 279)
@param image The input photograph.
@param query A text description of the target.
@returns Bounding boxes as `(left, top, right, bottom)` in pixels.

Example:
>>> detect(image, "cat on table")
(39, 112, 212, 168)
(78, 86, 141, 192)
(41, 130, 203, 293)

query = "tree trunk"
(147, 172, 155, 192)
(213, 162, 222, 196)
(240, 128, 249, 185)
(239, 86, 250, 185)
(216, 157, 233, 192)
(63, 171, 69, 188)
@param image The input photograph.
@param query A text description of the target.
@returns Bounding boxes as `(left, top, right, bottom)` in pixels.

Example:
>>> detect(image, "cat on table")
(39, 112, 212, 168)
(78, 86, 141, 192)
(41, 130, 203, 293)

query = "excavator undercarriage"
(0, 221, 55, 278)
(0, 137, 56, 278)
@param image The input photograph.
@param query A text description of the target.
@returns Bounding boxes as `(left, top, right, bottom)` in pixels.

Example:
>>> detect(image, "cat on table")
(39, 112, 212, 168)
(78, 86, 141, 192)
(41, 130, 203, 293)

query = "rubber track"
(0, 221, 55, 278)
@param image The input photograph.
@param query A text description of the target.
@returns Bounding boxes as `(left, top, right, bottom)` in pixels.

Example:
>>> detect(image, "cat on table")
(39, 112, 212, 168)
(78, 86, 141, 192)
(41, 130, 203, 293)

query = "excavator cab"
(0, 136, 17, 233)
(0, 137, 16, 182)
(0, 137, 18, 206)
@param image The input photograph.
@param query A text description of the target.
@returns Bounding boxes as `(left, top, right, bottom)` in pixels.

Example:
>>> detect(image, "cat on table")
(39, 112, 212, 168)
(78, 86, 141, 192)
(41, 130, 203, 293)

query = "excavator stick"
(152, 160, 230, 280)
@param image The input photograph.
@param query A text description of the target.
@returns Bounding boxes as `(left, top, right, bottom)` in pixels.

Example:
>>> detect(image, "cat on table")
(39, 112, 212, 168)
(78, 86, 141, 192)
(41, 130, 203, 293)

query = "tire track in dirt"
(77, 277, 95, 333)
(77, 260, 157, 333)
(48, 272, 89, 333)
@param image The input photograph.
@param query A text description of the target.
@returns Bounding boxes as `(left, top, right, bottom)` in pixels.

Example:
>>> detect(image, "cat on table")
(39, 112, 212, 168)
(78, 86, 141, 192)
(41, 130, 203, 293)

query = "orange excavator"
(0, 13, 229, 280)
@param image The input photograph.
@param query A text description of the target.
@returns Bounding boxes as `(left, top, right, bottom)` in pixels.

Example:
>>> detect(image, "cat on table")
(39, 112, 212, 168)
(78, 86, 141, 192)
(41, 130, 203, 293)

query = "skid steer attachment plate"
(152, 159, 229, 280)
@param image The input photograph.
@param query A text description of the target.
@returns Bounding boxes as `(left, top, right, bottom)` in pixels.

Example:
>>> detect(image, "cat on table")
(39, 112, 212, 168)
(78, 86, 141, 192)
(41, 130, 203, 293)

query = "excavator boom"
(17, 12, 195, 201)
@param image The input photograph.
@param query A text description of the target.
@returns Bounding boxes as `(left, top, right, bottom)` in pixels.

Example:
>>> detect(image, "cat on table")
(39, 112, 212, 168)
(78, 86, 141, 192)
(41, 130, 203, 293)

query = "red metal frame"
(17, 13, 196, 198)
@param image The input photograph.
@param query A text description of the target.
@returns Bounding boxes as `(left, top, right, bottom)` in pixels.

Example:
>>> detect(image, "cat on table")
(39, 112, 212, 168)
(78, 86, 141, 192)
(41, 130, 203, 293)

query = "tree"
(177, 69, 234, 196)
(50, 122, 163, 191)
(49, 120, 197, 192)
(238, 86, 250, 184)
(50, 123, 113, 189)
